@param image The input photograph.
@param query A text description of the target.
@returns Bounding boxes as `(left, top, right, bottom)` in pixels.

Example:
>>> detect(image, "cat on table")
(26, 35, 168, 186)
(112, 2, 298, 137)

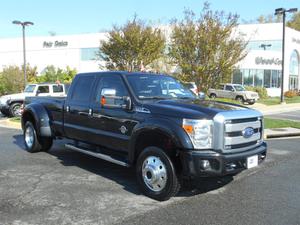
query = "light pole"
(12, 20, 34, 87)
(274, 8, 297, 103)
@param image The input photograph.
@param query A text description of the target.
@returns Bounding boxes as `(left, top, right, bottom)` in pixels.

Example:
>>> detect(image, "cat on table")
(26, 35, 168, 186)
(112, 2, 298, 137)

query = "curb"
(265, 132, 300, 139)
(0, 119, 22, 130)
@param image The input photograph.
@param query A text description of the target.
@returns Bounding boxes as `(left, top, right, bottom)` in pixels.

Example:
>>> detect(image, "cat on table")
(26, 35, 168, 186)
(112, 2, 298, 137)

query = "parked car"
(22, 72, 267, 201)
(0, 83, 69, 117)
(208, 83, 259, 104)
(183, 82, 205, 99)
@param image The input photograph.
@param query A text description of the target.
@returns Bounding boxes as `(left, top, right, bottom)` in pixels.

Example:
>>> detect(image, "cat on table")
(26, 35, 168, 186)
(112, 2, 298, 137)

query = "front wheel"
(236, 96, 245, 104)
(209, 93, 217, 99)
(136, 147, 180, 201)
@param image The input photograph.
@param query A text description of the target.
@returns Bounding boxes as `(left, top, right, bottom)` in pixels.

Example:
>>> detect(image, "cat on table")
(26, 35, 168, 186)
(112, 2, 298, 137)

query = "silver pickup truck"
(208, 84, 259, 105)
(0, 83, 69, 117)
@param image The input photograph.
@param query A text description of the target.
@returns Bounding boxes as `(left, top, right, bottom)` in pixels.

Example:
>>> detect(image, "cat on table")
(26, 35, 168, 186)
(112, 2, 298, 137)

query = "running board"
(65, 144, 130, 167)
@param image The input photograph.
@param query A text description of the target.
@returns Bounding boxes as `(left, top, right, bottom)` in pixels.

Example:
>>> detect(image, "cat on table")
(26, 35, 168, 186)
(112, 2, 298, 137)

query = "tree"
(32, 65, 77, 83)
(168, 3, 247, 92)
(99, 17, 166, 72)
(256, 12, 300, 31)
(0, 65, 25, 95)
(287, 12, 300, 31)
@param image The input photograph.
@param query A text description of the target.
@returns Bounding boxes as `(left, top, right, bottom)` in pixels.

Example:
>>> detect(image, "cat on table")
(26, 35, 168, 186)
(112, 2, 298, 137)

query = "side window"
(37, 86, 50, 94)
(71, 75, 95, 102)
(53, 85, 64, 93)
(225, 85, 233, 91)
(95, 75, 128, 106)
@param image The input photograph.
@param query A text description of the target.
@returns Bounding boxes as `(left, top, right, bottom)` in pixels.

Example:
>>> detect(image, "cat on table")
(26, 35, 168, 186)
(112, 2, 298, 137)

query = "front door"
(89, 74, 136, 153)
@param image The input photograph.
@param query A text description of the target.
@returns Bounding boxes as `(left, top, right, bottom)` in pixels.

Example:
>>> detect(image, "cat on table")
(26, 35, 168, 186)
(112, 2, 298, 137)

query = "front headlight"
(182, 119, 213, 149)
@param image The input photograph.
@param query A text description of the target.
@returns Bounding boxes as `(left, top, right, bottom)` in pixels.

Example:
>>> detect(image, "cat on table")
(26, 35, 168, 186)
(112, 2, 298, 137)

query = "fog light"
(200, 160, 211, 170)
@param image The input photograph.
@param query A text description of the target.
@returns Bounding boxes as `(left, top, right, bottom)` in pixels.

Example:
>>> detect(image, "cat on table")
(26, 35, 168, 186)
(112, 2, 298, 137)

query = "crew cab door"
(88, 74, 136, 152)
(64, 74, 96, 141)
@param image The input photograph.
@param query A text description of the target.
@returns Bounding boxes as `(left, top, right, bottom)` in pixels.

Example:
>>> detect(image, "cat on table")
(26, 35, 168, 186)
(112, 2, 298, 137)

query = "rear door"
(64, 74, 96, 141)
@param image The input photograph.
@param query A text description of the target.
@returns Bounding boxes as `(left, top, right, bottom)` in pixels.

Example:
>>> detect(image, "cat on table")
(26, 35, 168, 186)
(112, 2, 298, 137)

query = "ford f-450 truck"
(22, 72, 267, 201)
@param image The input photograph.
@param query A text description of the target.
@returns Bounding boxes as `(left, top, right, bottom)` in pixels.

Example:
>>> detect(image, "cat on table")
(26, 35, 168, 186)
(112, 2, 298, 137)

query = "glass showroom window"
(243, 69, 253, 86)
(81, 48, 99, 61)
(263, 70, 271, 88)
(289, 50, 299, 90)
(271, 70, 281, 88)
(232, 69, 243, 84)
(254, 69, 263, 87)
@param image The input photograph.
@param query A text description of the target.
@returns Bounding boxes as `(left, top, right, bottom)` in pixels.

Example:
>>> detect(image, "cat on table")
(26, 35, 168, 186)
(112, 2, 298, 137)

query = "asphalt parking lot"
(1, 127, 300, 225)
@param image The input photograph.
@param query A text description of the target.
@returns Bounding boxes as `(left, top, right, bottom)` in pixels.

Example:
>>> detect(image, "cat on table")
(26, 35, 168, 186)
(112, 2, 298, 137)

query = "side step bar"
(65, 144, 130, 167)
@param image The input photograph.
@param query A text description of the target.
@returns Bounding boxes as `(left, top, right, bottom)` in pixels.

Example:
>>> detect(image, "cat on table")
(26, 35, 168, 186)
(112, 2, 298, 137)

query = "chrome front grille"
(224, 117, 262, 151)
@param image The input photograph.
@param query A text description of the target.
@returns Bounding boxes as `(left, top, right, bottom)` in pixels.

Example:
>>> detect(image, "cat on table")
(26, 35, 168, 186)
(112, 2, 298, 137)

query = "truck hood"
(144, 99, 250, 119)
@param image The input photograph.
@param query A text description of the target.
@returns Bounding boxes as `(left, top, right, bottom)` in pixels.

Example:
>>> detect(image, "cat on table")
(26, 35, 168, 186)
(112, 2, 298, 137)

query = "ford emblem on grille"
(242, 127, 254, 138)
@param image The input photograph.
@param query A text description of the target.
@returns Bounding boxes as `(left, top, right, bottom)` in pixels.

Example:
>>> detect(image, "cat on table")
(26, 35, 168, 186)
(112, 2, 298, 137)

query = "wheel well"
(9, 101, 23, 106)
(22, 112, 35, 129)
(235, 95, 244, 100)
(134, 130, 180, 166)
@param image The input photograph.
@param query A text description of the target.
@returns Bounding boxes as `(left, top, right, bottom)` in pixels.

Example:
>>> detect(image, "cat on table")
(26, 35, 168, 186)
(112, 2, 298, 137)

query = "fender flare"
(128, 117, 193, 164)
(21, 103, 52, 137)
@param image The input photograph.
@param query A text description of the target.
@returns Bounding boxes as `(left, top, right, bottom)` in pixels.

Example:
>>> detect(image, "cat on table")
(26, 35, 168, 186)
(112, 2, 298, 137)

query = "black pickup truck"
(22, 71, 267, 201)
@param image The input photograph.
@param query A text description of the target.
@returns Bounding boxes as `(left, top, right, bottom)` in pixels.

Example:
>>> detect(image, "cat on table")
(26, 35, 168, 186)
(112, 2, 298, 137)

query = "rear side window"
(71, 75, 95, 102)
(53, 85, 64, 93)
(37, 86, 49, 93)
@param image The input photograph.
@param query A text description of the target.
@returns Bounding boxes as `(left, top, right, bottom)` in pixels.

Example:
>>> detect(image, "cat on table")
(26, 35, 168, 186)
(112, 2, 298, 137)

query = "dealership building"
(0, 23, 299, 96)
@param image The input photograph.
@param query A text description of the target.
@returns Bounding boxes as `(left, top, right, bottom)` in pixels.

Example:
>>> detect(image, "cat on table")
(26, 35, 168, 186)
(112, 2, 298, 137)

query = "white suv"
(0, 83, 69, 117)
(208, 84, 259, 105)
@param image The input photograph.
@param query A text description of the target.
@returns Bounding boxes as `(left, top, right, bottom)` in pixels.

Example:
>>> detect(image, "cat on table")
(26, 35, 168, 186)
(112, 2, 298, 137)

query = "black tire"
(24, 121, 42, 153)
(209, 93, 217, 99)
(23, 121, 53, 152)
(9, 102, 22, 117)
(236, 96, 244, 104)
(0, 109, 9, 117)
(136, 146, 180, 201)
(248, 101, 255, 105)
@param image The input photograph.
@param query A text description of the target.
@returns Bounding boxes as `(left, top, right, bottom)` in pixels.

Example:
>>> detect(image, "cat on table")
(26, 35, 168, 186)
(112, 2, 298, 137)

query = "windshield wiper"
(139, 96, 173, 100)
(176, 96, 194, 100)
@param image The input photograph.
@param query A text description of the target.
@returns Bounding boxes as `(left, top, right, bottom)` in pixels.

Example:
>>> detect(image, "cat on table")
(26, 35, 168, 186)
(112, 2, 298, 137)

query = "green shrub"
(245, 86, 268, 99)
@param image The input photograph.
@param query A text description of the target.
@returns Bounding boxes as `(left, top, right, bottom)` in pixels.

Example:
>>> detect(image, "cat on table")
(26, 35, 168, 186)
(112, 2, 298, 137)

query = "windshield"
(126, 74, 196, 100)
(24, 85, 36, 93)
(233, 85, 246, 91)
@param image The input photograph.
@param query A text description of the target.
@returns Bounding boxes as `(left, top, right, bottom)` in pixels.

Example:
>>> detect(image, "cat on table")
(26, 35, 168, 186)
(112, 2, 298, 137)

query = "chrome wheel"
(25, 125, 34, 149)
(142, 156, 167, 192)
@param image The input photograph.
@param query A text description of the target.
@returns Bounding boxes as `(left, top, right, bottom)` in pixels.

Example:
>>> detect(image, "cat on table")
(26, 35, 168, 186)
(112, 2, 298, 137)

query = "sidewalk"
(248, 102, 300, 138)
(248, 102, 300, 115)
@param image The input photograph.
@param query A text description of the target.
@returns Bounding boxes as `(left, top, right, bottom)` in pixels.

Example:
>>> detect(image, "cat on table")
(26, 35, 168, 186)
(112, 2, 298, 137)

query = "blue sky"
(1, 0, 299, 38)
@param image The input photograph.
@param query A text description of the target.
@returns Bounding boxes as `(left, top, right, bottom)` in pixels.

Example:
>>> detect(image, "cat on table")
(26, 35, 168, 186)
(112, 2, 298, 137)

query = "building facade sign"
(255, 57, 282, 66)
(43, 41, 68, 48)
